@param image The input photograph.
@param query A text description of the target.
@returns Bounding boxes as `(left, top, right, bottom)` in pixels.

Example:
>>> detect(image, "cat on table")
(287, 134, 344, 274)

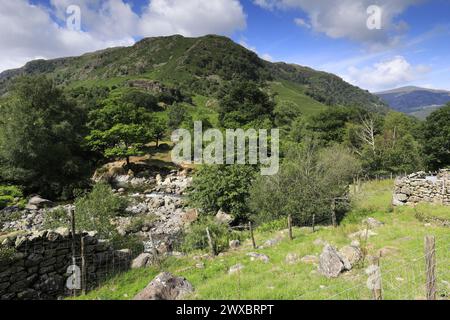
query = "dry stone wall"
(0, 228, 131, 300)
(393, 170, 450, 206)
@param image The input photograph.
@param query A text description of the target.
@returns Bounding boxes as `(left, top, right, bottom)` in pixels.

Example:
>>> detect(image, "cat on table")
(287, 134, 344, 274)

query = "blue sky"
(1, 0, 449, 92)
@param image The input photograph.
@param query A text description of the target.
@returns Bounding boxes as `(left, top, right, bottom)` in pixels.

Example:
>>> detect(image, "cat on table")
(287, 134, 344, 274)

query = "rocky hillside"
(0, 35, 387, 113)
(375, 86, 450, 118)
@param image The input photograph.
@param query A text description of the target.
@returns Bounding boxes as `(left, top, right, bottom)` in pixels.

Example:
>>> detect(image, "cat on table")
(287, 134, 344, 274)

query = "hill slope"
(375, 86, 450, 118)
(0, 35, 387, 114)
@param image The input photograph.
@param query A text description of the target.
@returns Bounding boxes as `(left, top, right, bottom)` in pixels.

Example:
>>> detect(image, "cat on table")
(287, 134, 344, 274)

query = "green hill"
(0, 35, 387, 115)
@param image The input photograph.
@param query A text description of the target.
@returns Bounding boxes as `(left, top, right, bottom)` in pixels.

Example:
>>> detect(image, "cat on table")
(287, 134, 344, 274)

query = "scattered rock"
(339, 245, 362, 267)
(264, 238, 280, 247)
(228, 264, 245, 274)
(229, 240, 240, 249)
(300, 255, 319, 264)
(313, 238, 327, 246)
(377, 246, 399, 257)
(27, 196, 53, 209)
(362, 217, 384, 228)
(318, 245, 351, 278)
(348, 229, 378, 239)
(285, 253, 300, 265)
(131, 253, 154, 269)
(247, 252, 270, 263)
(133, 272, 194, 300)
(215, 209, 233, 225)
(195, 262, 205, 269)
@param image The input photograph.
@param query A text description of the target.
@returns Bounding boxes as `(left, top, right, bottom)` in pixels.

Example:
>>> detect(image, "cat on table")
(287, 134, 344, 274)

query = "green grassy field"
(74, 179, 450, 300)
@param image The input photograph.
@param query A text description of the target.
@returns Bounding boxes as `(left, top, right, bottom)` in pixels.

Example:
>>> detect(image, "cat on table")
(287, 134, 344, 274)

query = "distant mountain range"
(375, 86, 450, 119)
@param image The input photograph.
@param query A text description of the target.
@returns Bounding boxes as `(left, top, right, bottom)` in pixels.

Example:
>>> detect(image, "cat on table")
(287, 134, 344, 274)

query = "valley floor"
(74, 180, 450, 300)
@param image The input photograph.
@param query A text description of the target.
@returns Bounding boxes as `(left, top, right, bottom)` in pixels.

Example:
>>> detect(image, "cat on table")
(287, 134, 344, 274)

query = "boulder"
(300, 255, 319, 264)
(339, 245, 362, 267)
(362, 217, 384, 228)
(133, 272, 194, 300)
(228, 264, 245, 274)
(377, 246, 399, 257)
(348, 229, 377, 240)
(215, 209, 233, 225)
(27, 196, 52, 209)
(318, 245, 351, 278)
(131, 253, 154, 269)
(285, 253, 300, 265)
(229, 240, 240, 249)
(247, 252, 270, 263)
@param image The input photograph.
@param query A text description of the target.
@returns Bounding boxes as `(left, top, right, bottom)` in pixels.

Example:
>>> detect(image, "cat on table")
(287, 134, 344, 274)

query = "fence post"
(288, 214, 293, 240)
(312, 214, 316, 233)
(69, 207, 77, 296)
(369, 256, 382, 300)
(81, 236, 87, 295)
(206, 227, 216, 256)
(249, 222, 256, 249)
(425, 235, 436, 300)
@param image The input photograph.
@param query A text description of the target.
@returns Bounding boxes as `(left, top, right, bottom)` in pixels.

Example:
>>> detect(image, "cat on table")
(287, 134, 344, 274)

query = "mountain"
(0, 34, 387, 114)
(375, 86, 450, 119)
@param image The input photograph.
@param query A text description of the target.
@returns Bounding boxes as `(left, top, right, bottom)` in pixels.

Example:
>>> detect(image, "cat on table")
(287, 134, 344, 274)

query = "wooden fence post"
(288, 214, 293, 240)
(249, 222, 256, 249)
(425, 235, 436, 300)
(81, 236, 87, 295)
(371, 256, 383, 300)
(312, 214, 316, 233)
(206, 227, 216, 256)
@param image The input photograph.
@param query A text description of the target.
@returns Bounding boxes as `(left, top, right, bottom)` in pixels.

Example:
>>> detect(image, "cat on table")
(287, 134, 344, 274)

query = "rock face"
(131, 253, 155, 269)
(393, 170, 450, 206)
(133, 272, 194, 300)
(318, 245, 352, 278)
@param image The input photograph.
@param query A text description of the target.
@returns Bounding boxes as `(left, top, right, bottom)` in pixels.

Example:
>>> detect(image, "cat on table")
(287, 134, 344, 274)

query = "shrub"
(42, 207, 70, 229)
(180, 217, 245, 254)
(0, 185, 23, 209)
(74, 182, 128, 238)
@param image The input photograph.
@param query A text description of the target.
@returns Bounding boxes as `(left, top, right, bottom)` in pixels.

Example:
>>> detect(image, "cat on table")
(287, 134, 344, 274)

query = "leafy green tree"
(249, 143, 360, 225)
(167, 104, 188, 130)
(189, 165, 257, 221)
(218, 81, 275, 129)
(86, 124, 150, 167)
(121, 90, 159, 111)
(0, 76, 89, 198)
(149, 118, 167, 148)
(421, 104, 450, 170)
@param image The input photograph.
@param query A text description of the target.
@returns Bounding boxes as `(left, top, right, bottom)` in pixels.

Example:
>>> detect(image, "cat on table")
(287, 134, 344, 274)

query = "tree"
(86, 124, 150, 167)
(149, 118, 167, 148)
(167, 104, 188, 130)
(0, 76, 89, 198)
(249, 143, 360, 225)
(421, 104, 450, 170)
(218, 81, 275, 129)
(121, 90, 159, 112)
(188, 165, 257, 221)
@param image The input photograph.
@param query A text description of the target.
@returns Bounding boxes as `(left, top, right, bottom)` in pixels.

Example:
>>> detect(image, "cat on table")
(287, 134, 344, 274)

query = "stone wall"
(0, 228, 131, 300)
(393, 170, 450, 206)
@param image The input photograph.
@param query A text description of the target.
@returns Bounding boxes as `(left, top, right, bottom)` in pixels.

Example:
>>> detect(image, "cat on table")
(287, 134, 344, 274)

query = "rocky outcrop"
(0, 229, 131, 300)
(133, 272, 193, 300)
(393, 170, 450, 206)
(318, 245, 352, 278)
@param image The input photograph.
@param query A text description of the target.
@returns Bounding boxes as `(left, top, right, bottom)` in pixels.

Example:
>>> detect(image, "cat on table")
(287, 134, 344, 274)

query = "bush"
(42, 207, 70, 229)
(188, 165, 256, 221)
(180, 217, 245, 254)
(0, 185, 23, 209)
(74, 182, 128, 238)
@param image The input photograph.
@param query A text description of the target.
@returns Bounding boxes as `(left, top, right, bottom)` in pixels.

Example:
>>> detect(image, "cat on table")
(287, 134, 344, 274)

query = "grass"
(73, 179, 450, 300)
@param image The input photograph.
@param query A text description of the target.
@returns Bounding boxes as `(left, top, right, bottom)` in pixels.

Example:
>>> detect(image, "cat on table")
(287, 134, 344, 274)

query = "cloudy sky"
(1, 0, 449, 92)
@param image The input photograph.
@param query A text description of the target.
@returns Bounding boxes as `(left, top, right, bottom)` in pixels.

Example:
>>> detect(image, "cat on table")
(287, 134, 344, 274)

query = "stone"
(318, 245, 351, 278)
(131, 253, 154, 269)
(182, 208, 198, 224)
(27, 196, 53, 209)
(229, 240, 240, 249)
(285, 253, 300, 265)
(247, 252, 270, 263)
(313, 238, 327, 246)
(339, 245, 362, 267)
(133, 272, 194, 300)
(195, 262, 205, 269)
(215, 209, 233, 224)
(300, 255, 319, 264)
(362, 217, 384, 228)
(348, 229, 378, 240)
(228, 264, 245, 274)
(377, 246, 399, 257)
(264, 238, 280, 247)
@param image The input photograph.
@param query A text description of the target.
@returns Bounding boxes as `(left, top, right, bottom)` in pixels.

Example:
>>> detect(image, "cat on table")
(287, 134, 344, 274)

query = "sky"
(0, 0, 449, 92)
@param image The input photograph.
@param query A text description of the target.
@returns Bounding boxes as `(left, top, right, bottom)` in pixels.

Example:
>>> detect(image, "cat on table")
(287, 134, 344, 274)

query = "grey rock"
(133, 272, 194, 300)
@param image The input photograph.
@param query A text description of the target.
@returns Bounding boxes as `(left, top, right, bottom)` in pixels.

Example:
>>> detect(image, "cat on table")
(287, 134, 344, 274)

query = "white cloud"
(294, 18, 311, 29)
(0, 0, 247, 73)
(344, 56, 430, 91)
(253, 0, 422, 48)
